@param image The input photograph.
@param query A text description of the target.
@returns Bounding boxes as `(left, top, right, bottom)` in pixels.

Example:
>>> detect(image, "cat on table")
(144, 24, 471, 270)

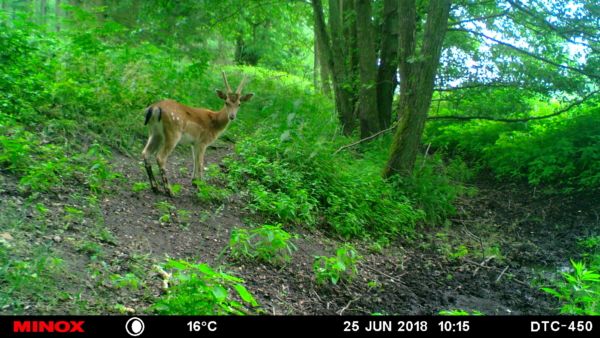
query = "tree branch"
(435, 82, 523, 91)
(506, 0, 600, 52)
(333, 120, 398, 155)
(448, 10, 509, 26)
(427, 90, 599, 122)
(449, 28, 600, 81)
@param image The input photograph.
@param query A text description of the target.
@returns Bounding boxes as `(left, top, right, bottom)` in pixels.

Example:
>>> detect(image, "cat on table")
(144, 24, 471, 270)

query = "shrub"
(222, 68, 423, 239)
(195, 180, 231, 204)
(394, 155, 476, 226)
(313, 244, 362, 285)
(152, 260, 259, 315)
(426, 105, 600, 193)
(542, 259, 600, 315)
(229, 224, 297, 265)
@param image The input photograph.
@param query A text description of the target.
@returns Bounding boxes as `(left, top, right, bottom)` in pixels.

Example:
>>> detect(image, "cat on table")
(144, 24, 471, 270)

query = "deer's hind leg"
(142, 134, 162, 193)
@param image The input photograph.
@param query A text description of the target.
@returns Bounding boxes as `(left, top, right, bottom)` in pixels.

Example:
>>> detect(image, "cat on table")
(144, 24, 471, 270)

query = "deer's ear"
(216, 89, 227, 100)
(240, 93, 254, 102)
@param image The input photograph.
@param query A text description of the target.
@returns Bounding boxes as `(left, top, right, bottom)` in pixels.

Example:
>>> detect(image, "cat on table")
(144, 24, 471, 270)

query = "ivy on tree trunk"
(383, 0, 451, 178)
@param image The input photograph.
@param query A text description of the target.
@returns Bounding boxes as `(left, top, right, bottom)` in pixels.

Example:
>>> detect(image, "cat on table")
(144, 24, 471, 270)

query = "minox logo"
(13, 320, 85, 333)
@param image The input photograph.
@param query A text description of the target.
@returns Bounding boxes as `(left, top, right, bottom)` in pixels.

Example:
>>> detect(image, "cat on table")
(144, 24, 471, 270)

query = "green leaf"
(211, 285, 228, 301)
(234, 284, 258, 306)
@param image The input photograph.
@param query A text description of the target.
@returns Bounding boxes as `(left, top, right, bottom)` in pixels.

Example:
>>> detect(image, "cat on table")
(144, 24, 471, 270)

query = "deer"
(142, 71, 254, 196)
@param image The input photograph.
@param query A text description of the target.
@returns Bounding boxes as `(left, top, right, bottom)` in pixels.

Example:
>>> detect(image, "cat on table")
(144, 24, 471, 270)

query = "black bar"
(0, 316, 598, 337)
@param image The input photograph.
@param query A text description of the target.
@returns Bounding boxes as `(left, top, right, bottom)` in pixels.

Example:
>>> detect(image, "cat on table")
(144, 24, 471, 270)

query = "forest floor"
(2, 142, 598, 315)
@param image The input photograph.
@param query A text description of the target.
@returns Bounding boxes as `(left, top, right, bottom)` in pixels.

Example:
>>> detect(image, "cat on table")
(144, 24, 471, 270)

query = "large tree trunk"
(342, 0, 359, 123)
(313, 17, 332, 96)
(383, 0, 451, 178)
(376, 0, 399, 129)
(311, 0, 355, 134)
(355, 0, 379, 138)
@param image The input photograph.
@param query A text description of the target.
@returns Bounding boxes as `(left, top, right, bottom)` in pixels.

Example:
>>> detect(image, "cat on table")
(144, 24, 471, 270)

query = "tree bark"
(355, 0, 379, 138)
(313, 15, 332, 96)
(55, 0, 61, 32)
(342, 0, 359, 121)
(376, 0, 399, 129)
(311, 0, 355, 134)
(40, 0, 47, 25)
(383, 0, 451, 178)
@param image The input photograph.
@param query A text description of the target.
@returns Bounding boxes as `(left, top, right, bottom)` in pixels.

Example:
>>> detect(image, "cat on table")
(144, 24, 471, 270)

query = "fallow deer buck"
(142, 72, 253, 196)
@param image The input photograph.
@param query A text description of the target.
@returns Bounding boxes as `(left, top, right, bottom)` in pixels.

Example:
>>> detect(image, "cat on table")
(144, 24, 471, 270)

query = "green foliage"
(541, 259, 600, 315)
(313, 244, 362, 285)
(426, 105, 600, 193)
(438, 309, 484, 315)
(394, 155, 475, 226)
(152, 260, 259, 315)
(224, 67, 422, 239)
(229, 224, 297, 265)
(0, 245, 65, 313)
(195, 180, 231, 204)
(132, 182, 150, 193)
(111, 273, 144, 290)
(155, 200, 176, 224)
(448, 245, 469, 261)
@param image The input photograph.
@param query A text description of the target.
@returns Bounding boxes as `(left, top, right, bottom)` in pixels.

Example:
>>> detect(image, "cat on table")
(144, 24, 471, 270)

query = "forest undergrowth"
(0, 7, 598, 315)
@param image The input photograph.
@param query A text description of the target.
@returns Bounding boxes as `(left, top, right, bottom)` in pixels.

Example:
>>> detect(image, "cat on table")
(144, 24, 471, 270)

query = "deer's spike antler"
(222, 71, 232, 93)
(236, 75, 248, 94)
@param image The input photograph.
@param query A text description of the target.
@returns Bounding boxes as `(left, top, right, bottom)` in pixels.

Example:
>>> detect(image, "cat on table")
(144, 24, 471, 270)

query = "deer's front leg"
(192, 144, 207, 184)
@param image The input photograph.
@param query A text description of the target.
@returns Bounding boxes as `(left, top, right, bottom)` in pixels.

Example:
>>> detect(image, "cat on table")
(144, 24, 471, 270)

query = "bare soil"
(98, 145, 599, 315)
(3, 143, 597, 315)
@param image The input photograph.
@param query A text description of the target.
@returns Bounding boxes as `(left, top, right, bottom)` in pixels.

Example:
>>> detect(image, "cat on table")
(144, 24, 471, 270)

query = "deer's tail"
(144, 106, 162, 125)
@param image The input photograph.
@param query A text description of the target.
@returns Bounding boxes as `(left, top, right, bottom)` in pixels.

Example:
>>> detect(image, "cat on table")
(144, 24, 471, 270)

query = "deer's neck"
(212, 105, 231, 131)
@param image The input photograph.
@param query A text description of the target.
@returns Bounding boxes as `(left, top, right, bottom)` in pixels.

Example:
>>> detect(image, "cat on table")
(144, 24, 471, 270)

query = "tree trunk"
(55, 0, 61, 32)
(311, 0, 355, 134)
(383, 0, 451, 178)
(313, 17, 332, 96)
(355, 0, 379, 138)
(314, 29, 319, 89)
(376, 0, 399, 129)
(342, 0, 359, 122)
(40, 0, 47, 25)
(328, 0, 355, 134)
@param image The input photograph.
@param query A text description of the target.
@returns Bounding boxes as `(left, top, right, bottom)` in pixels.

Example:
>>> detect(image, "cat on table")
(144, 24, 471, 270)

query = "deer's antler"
(222, 71, 232, 93)
(236, 75, 248, 94)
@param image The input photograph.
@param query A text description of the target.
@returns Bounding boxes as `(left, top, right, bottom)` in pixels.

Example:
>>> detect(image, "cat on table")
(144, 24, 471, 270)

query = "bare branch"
(333, 120, 399, 155)
(435, 82, 524, 91)
(427, 90, 599, 122)
(448, 10, 509, 26)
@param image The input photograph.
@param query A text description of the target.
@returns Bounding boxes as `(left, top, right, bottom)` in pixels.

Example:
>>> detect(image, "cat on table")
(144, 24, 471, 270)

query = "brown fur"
(141, 76, 253, 196)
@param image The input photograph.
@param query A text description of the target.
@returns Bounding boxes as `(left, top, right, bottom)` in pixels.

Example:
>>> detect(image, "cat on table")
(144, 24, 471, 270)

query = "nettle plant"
(152, 259, 259, 315)
(542, 259, 599, 315)
(229, 224, 297, 265)
(313, 244, 362, 285)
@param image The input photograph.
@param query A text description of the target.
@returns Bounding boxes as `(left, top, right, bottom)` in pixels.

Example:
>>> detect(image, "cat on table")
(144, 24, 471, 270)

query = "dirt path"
(95, 145, 600, 315)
